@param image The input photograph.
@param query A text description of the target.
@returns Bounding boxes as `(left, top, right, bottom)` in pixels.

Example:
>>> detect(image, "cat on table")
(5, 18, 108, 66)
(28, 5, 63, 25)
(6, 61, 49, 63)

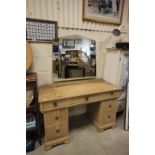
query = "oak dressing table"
(39, 79, 121, 150)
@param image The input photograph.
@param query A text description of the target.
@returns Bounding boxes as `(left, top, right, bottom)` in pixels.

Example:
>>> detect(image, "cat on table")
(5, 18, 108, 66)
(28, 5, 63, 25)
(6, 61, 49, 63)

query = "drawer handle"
(109, 105, 112, 108)
(55, 116, 59, 120)
(53, 102, 58, 107)
(108, 115, 111, 119)
(56, 129, 60, 133)
(85, 96, 89, 101)
(110, 92, 114, 95)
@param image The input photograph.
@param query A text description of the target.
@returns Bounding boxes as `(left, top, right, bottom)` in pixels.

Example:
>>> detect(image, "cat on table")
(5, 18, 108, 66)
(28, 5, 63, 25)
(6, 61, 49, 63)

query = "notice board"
(26, 18, 58, 42)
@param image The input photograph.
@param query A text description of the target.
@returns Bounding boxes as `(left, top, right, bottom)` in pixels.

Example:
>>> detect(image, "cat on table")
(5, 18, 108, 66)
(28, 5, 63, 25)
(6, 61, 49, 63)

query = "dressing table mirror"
(52, 35, 96, 81)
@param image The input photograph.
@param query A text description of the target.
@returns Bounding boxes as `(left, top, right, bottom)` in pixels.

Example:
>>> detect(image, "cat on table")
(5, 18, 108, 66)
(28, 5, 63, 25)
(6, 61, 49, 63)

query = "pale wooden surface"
(38, 79, 121, 150)
(26, 41, 32, 71)
(39, 79, 121, 102)
(43, 108, 69, 150)
(87, 99, 118, 131)
(53, 76, 95, 82)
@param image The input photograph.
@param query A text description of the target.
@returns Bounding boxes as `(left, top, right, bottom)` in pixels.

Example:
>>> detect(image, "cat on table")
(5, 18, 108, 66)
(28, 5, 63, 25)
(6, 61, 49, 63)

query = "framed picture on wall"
(63, 39, 75, 48)
(83, 0, 124, 24)
(26, 18, 58, 42)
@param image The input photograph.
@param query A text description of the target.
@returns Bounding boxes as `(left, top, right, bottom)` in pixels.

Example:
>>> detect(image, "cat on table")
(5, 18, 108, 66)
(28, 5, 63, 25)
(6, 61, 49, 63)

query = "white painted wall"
(27, 0, 129, 116)
(27, 43, 53, 87)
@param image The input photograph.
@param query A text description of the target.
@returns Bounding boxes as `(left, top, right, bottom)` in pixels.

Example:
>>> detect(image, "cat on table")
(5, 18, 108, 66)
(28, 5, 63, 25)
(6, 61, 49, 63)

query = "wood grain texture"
(43, 108, 69, 150)
(39, 79, 121, 150)
(39, 79, 121, 102)
(87, 99, 118, 132)
(26, 42, 32, 71)
(44, 136, 70, 150)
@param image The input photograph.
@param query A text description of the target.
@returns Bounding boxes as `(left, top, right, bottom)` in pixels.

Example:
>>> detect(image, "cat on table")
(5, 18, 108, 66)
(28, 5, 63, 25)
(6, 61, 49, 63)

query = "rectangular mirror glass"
(52, 35, 96, 81)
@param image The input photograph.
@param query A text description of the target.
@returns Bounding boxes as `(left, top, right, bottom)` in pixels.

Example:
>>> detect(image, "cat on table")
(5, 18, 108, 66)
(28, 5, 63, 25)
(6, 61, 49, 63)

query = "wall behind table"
(26, 0, 129, 116)
(27, 43, 53, 87)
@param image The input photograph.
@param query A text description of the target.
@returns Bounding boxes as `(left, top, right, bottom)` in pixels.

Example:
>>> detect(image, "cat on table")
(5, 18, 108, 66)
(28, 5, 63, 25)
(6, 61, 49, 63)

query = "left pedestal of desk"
(26, 73, 42, 148)
(43, 108, 70, 150)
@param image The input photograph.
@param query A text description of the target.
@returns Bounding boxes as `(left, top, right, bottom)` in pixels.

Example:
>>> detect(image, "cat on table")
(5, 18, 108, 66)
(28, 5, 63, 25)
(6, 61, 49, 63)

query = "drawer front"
(41, 100, 68, 111)
(102, 99, 117, 113)
(100, 100, 117, 125)
(104, 91, 121, 99)
(44, 109, 68, 126)
(102, 111, 116, 124)
(68, 97, 85, 106)
(87, 91, 120, 103)
(45, 122, 68, 142)
(68, 91, 120, 107)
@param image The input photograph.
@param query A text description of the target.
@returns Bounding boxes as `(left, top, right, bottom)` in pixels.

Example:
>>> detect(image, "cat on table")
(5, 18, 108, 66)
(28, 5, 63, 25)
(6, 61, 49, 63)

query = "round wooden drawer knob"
(110, 92, 114, 95)
(55, 116, 59, 120)
(109, 105, 112, 108)
(56, 129, 60, 133)
(108, 115, 111, 119)
(53, 102, 58, 107)
(85, 96, 89, 101)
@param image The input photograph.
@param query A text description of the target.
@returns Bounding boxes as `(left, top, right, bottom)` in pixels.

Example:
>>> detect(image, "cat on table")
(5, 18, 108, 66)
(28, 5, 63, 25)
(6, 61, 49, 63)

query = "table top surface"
(38, 79, 121, 102)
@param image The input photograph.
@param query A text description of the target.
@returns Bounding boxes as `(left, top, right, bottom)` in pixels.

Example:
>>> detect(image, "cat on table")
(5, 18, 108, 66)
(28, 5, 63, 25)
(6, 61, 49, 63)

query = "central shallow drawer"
(68, 97, 86, 106)
(45, 122, 68, 142)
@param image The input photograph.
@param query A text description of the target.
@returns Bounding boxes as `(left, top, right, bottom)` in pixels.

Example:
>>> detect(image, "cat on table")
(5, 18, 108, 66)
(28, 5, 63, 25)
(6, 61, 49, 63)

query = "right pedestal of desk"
(87, 99, 118, 132)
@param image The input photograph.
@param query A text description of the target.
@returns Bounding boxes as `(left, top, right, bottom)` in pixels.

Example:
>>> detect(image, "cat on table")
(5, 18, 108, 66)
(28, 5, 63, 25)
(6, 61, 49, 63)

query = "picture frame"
(63, 39, 75, 48)
(83, 0, 124, 25)
(26, 18, 58, 42)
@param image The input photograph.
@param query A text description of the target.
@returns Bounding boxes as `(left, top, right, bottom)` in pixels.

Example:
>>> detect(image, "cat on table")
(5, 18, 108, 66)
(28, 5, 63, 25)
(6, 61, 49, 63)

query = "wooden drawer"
(87, 91, 120, 103)
(101, 111, 116, 124)
(68, 91, 120, 107)
(44, 109, 68, 126)
(41, 100, 69, 111)
(100, 100, 117, 125)
(45, 122, 68, 142)
(68, 97, 85, 106)
(102, 99, 117, 112)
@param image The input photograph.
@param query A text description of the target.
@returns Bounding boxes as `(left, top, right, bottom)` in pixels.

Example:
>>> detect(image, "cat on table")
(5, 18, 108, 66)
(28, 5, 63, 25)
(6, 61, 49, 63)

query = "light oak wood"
(26, 42, 32, 71)
(87, 99, 118, 131)
(43, 108, 69, 150)
(44, 109, 68, 125)
(97, 123, 116, 132)
(53, 76, 95, 82)
(39, 79, 121, 102)
(44, 136, 70, 151)
(39, 79, 121, 150)
(41, 100, 69, 112)
(45, 122, 68, 141)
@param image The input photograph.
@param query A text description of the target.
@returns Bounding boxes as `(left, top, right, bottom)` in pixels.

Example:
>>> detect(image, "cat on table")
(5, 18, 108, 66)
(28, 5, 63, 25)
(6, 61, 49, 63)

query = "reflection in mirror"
(52, 35, 96, 80)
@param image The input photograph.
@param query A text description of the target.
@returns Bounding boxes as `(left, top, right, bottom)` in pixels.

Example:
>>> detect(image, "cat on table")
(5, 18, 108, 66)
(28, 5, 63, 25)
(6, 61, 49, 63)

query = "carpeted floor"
(27, 112, 129, 155)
